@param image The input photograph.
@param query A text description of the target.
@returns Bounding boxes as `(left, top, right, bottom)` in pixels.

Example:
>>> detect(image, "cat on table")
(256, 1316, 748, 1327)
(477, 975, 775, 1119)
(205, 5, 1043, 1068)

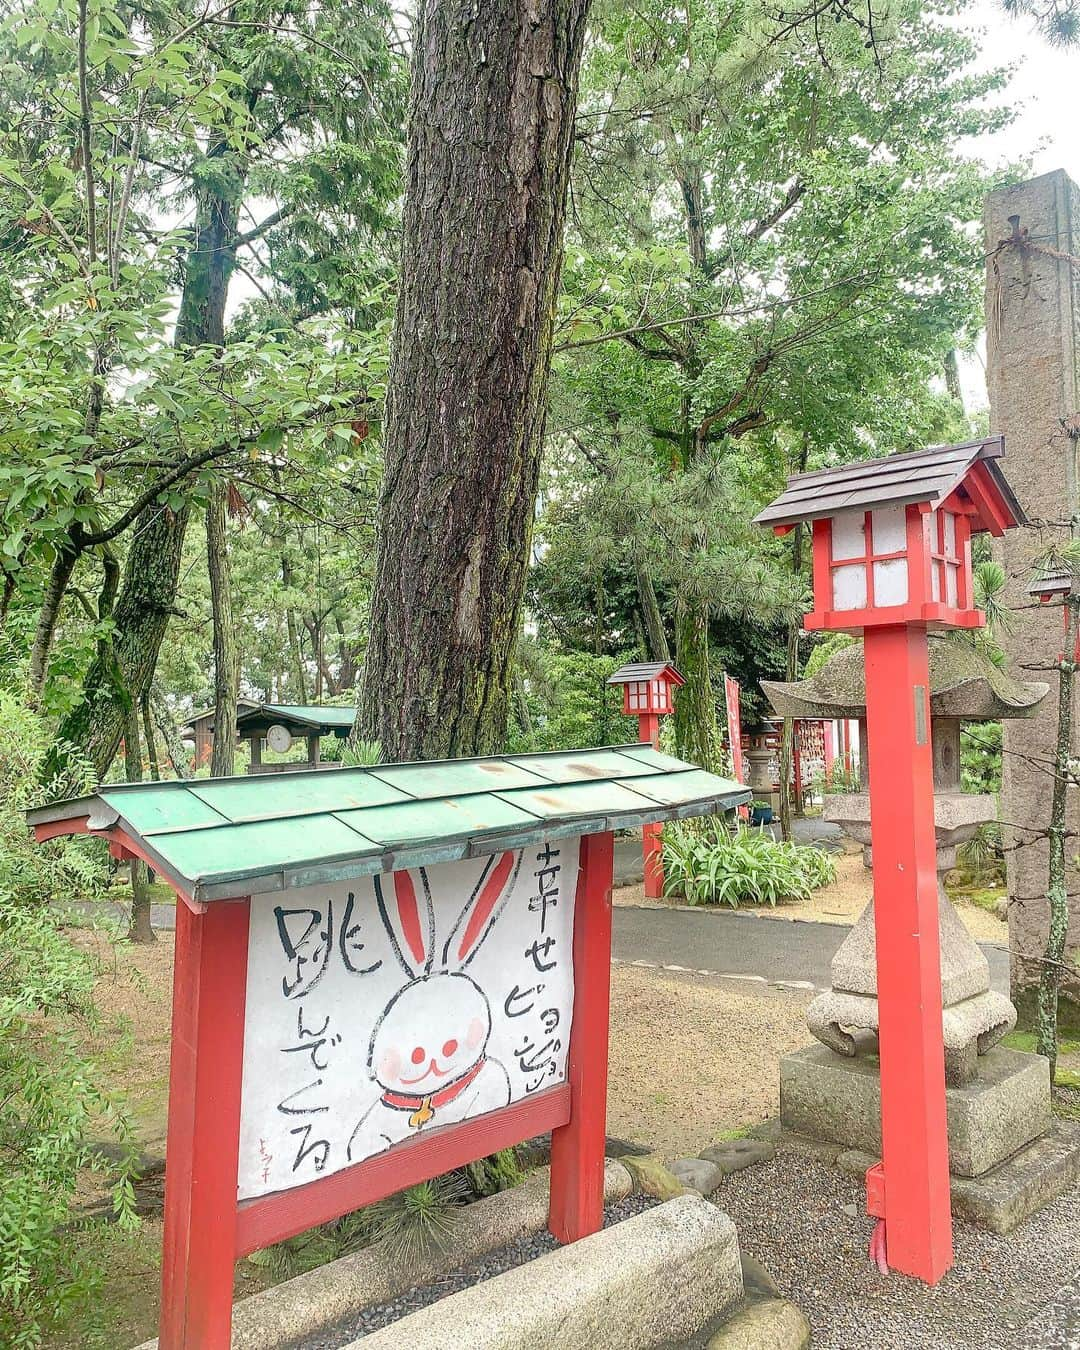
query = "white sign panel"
(237, 839, 579, 1200)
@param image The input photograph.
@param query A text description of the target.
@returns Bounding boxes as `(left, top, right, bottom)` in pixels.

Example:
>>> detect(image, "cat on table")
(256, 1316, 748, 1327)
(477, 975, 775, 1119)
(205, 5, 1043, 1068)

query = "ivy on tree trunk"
(358, 0, 592, 762)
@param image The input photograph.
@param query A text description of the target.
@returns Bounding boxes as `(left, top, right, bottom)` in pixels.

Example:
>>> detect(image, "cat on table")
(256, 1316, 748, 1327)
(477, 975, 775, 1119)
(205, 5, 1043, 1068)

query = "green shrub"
(961, 721, 1002, 795)
(661, 819, 837, 908)
(0, 693, 136, 1347)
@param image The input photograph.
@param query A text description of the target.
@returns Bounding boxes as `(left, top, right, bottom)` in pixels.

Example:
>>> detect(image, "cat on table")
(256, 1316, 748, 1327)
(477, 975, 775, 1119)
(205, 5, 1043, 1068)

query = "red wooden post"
(160, 897, 250, 1349)
(863, 625, 953, 1284)
(549, 830, 614, 1243)
(638, 711, 664, 898)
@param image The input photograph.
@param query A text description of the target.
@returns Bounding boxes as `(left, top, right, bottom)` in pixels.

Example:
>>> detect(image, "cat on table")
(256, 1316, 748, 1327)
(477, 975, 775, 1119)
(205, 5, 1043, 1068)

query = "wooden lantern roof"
(752, 436, 1024, 537)
(607, 662, 686, 688)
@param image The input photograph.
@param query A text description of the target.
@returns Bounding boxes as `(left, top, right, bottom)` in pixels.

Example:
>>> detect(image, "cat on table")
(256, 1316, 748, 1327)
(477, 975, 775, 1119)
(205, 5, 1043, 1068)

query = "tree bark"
(634, 550, 670, 662)
(357, 0, 591, 762)
(141, 690, 160, 782)
(673, 592, 721, 772)
(28, 541, 81, 692)
(124, 705, 156, 944)
(207, 480, 239, 777)
(1037, 591, 1077, 1080)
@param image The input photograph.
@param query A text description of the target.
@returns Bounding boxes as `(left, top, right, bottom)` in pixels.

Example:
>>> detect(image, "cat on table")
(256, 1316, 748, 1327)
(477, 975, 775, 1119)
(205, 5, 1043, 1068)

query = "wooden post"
(549, 831, 613, 1243)
(863, 625, 953, 1284)
(160, 897, 250, 1349)
(638, 712, 664, 898)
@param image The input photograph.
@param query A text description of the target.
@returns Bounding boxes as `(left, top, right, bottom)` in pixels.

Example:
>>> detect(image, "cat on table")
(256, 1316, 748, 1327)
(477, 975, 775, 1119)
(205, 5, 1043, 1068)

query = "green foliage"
(661, 819, 836, 907)
(0, 695, 135, 1348)
(957, 822, 1006, 888)
(246, 1148, 525, 1282)
(511, 647, 636, 752)
(961, 721, 1002, 795)
(804, 633, 856, 680)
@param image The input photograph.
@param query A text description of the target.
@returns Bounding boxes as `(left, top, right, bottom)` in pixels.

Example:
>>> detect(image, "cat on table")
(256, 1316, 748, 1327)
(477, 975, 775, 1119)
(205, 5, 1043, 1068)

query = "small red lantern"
(1028, 568, 1080, 661)
(608, 661, 684, 730)
(755, 436, 1022, 634)
(608, 661, 685, 897)
(755, 436, 1025, 1289)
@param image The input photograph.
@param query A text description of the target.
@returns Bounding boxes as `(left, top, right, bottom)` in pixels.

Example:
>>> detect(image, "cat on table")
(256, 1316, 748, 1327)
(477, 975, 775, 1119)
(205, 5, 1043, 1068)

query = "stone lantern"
(764, 637, 1046, 1086)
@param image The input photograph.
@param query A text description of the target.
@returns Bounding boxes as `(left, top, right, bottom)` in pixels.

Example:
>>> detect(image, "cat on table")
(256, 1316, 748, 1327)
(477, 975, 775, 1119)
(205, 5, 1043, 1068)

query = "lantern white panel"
(831, 510, 865, 561)
(871, 505, 906, 554)
(946, 563, 959, 607)
(943, 511, 956, 554)
(931, 563, 941, 602)
(873, 558, 908, 606)
(237, 842, 578, 1200)
(833, 563, 867, 611)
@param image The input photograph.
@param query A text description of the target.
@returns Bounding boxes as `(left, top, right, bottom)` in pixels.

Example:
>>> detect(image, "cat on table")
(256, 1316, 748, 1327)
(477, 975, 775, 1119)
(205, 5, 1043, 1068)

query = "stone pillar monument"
(985, 171, 1080, 1030)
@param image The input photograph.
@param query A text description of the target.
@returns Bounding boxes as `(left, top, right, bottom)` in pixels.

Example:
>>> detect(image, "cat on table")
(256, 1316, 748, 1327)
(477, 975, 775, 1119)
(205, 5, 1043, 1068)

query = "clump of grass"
(661, 819, 837, 908)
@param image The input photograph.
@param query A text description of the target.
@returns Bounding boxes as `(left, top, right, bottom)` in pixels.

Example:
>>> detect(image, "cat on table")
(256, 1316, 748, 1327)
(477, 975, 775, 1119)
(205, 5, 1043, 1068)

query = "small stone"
(622, 1153, 687, 1201)
(994, 896, 1009, 921)
(700, 1138, 776, 1175)
(706, 1297, 812, 1350)
(668, 1157, 724, 1195)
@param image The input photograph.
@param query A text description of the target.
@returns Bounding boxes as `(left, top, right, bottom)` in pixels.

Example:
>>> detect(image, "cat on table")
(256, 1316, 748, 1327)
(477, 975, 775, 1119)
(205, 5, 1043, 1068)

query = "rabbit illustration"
(346, 850, 519, 1161)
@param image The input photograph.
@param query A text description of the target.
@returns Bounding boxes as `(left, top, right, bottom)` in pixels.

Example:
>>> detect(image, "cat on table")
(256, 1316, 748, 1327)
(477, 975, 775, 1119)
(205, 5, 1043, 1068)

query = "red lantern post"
(607, 662, 686, 897)
(755, 436, 1024, 1285)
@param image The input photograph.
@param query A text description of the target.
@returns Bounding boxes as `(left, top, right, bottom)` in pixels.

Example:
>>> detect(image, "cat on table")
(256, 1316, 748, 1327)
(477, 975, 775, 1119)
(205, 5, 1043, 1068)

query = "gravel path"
(297, 1193, 657, 1347)
(720, 1149, 1080, 1349)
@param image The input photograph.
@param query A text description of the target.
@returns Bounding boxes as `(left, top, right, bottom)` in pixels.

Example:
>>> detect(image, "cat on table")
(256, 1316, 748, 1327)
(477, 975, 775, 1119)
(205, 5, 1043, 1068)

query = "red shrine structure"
(29, 746, 746, 1348)
(755, 435, 1024, 1285)
(608, 662, 685, 896)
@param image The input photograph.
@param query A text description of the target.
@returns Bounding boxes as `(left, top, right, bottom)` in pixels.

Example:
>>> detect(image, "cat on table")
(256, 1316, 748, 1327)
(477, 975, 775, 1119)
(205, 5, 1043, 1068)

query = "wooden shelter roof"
(28, 745, 748, 904)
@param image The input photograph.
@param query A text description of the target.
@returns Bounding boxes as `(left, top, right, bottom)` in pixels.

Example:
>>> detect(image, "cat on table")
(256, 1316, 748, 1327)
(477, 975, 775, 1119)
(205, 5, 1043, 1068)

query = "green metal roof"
(28, 745, 749, 903)
(236, 703, 357, 734)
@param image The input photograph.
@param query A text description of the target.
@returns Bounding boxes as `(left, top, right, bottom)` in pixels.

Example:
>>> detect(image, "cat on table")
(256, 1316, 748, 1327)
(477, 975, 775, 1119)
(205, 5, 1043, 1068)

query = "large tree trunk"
(357, 0, 591, 762)
(207, 481, 239, 776)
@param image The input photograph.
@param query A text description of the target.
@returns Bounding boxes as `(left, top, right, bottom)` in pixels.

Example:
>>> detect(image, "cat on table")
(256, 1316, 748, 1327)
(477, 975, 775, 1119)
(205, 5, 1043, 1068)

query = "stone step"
(339, 1195, 743, 1350)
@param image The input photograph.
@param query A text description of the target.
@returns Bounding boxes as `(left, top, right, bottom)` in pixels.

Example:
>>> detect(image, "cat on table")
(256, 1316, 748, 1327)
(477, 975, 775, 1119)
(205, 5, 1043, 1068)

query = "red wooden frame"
(635, 711, 666, 898)
(805, 505, 986, 634)
(150, 831, 615, 1347)
(863, 625, 953, 1284)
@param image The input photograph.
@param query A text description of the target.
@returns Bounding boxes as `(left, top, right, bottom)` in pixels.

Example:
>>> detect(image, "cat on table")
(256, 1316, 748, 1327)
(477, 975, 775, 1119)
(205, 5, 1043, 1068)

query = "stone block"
(345, 1195, 744, 1350)
(706, 1296, 811, 1350)
(134, 1160, 634, 1350)
(780, 1043, 1050, 1178)
(699, 1137, 776, 1175)
(669, 1157, 724, 1195)
(836, 1118, 1080, 1234)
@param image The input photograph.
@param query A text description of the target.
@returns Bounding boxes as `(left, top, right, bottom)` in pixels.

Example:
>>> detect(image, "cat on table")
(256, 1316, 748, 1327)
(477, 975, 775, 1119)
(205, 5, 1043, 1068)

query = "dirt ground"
(606, 962, 813, 1158)
(613, 850, 1006, 944)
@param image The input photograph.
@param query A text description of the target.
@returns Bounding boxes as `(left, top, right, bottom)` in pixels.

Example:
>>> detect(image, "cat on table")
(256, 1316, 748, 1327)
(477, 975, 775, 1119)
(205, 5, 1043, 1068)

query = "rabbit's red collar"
(382, 1057, 487, 1125)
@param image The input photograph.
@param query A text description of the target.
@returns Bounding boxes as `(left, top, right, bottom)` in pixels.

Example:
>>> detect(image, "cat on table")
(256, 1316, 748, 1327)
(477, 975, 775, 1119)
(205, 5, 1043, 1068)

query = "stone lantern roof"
(762, 634, 1048, 722)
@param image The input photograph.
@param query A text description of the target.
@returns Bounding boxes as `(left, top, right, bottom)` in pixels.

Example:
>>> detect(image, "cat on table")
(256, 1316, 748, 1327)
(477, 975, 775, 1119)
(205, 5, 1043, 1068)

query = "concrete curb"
(342, 1194, 743, 1350)
(134, 1160, 633, 1350)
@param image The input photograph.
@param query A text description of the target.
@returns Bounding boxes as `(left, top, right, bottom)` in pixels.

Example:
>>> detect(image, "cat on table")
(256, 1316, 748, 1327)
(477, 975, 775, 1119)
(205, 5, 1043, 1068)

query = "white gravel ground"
(719, 1149, 1080, 1350)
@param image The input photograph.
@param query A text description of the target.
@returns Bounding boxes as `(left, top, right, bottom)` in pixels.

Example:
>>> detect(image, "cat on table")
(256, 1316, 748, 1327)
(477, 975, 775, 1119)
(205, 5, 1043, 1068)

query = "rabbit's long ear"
(374, 867, 435, 978)
(442, 850, 521, 970)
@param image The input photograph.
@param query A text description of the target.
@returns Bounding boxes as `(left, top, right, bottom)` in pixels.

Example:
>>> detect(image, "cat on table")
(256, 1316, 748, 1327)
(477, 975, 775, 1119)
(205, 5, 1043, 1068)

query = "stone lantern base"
(778, 1040, 1080, 1232)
